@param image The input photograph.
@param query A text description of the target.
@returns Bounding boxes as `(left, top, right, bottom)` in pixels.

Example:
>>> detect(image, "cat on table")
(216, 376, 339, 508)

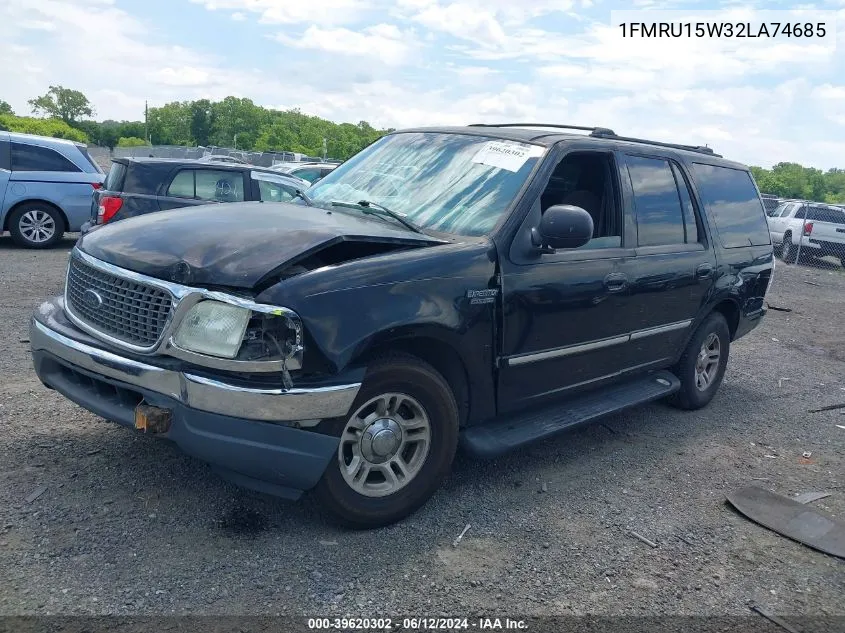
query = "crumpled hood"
(77, 201, 444, 289)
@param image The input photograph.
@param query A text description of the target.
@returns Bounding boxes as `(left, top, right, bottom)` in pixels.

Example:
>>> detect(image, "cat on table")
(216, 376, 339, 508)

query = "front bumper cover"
(30, 297, 363, 498)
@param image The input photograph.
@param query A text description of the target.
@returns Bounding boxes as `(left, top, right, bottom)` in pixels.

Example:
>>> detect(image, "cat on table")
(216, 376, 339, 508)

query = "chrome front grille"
(66, 256, 173, 348)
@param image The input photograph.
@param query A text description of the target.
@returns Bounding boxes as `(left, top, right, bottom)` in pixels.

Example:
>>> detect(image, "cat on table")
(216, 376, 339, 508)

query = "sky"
(1, 0, 843, 169)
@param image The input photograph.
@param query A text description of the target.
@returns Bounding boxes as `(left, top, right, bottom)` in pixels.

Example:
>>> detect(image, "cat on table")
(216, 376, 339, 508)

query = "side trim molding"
(503, 319, 692, 367)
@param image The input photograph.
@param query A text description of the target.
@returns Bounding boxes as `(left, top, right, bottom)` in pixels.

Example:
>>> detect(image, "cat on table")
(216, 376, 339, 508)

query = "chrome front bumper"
(30, 301, 361, 423)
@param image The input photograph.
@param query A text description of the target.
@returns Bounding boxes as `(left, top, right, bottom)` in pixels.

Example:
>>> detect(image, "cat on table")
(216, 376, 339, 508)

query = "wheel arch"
(3, 198, 68, 233)
(348, 327, 478, 427)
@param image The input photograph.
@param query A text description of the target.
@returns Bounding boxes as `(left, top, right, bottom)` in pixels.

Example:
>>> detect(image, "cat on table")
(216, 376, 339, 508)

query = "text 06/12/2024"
(618, 21, 828, 38)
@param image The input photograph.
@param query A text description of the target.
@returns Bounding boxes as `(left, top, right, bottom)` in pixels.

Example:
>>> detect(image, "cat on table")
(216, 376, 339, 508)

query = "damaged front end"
(63, 247, 305, 391)
(30, 247, 363, 499)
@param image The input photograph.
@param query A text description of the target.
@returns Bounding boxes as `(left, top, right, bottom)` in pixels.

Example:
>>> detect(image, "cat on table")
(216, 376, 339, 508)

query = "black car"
(30, 123, 774, 528)
(81, 158, 310, 230)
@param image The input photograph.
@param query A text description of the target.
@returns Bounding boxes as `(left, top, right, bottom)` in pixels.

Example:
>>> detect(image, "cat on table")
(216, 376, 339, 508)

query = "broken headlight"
(236, 311, 303, 365)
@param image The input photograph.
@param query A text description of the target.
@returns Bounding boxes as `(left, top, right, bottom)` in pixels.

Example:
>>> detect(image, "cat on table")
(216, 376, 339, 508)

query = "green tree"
(0, 100, 13, 115)
(751, 163, 845, 204)
(210, 97, 266, 148)
(117, 136, 149, 147)
(148, 101, 192, 145)
(0, 114, 88, 142)
(28, 85, 94, 123)
(190, 99, 215, 146)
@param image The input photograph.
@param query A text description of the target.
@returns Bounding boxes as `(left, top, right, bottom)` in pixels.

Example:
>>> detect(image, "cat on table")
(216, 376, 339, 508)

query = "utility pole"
(322, 137, 327, 161)
(144, 101, 149, 145)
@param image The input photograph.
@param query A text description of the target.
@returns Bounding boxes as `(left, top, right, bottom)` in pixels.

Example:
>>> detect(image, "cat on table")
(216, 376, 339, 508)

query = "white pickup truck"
(767, 200, 845, 266)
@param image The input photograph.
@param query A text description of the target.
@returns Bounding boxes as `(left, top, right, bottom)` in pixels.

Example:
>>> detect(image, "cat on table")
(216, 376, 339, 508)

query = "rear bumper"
(807, 238, 845, 256)
(30, 297, 360, 498)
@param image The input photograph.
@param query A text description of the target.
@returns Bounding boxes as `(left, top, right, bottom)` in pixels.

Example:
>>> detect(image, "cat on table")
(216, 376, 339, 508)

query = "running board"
(460, 371, 681, 459)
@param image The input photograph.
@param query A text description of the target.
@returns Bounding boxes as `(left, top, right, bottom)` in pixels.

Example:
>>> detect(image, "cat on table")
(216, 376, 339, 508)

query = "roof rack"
(468, 123, 617, 136)
(468, 123, 720, 157)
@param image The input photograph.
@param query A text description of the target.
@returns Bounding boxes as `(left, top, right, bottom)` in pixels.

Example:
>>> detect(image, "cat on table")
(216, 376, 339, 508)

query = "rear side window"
(807, 206, 845, 224)
(166, 169, 246, 202)
(257, 180, 296, 202)
(0, 140, 10, 171)
(103, 162, 127, 191)
(123, 162, 170, 195)
(195, 170, 245, 202)
(76, 146, 104, 174)
(626, 155, 698, 247)
(690, 163, 770, 248)
(11, 142, 81, 172)
(290, 167, 323, 183)
(167, 170, 195, 198)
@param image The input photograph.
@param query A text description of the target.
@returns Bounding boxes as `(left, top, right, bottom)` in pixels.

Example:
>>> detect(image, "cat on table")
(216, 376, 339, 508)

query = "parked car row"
(0, 131, 329, 247)
(269, 161, 340, 183)
(766, 199, 845, 266)
(82, 158, 309, 232)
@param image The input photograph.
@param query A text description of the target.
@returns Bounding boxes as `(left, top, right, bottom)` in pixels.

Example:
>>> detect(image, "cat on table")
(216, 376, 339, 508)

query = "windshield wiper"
(293, 189, 314, 206)
(330, 199, 424, 234)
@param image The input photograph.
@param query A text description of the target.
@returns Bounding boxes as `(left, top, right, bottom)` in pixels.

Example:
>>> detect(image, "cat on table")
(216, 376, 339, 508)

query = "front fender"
(256, 239, 499, 416)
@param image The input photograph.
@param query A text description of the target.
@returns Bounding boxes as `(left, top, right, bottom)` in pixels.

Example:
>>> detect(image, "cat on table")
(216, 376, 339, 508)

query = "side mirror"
(531, 204, 594, 251)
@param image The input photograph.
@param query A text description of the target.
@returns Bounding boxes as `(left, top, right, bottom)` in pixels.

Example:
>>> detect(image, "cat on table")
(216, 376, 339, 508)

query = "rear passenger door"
(619, 152, 717, 365)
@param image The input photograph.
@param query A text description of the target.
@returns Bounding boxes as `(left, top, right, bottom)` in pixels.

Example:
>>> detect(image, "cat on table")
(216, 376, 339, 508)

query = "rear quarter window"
(123, 162, 173, 195)
(103, 162, 127, 191)
(690, 163, 771, 248)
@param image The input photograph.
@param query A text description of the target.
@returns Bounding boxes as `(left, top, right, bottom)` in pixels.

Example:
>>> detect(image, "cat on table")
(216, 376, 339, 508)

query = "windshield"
(306, 132, 545, 236)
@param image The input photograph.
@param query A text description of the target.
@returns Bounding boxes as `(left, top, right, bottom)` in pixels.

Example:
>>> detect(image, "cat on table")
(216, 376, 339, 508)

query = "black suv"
(30, 124, 774, 528)
(82, 157, 309, 230)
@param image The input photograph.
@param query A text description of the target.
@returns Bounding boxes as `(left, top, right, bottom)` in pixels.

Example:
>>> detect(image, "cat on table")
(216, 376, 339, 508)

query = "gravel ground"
(0, 235, 843, 618)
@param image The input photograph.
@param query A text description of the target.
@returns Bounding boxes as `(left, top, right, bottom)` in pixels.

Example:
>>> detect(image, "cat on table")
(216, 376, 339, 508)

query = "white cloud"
(0, 0, 841, 170)
(230, 11, 246, 21)
(191, 0, 370, 26)
(275, 24, 417, 66)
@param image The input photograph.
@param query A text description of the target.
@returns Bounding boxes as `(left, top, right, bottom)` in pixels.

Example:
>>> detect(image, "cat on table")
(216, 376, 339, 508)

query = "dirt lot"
(0, 235, 843, 619)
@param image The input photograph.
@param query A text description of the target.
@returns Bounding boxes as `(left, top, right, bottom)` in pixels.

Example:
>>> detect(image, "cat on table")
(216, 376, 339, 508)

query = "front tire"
(313, 354, 459, 529)
(667, 312, 730, 411)
(9, 203, 64, 249)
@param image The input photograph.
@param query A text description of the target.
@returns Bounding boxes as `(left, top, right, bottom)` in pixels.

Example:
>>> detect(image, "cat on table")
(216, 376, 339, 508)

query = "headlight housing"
(173, 300, 251, 359)
(238, 311, 303, 364)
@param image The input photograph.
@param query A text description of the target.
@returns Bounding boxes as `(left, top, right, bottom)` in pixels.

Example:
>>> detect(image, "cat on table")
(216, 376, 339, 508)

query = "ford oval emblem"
(83, 289, 103, 309)
(170, 261, 192, 284)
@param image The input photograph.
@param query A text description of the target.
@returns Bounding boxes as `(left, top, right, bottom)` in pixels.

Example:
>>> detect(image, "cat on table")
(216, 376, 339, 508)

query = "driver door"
(496, 147, 641, 414)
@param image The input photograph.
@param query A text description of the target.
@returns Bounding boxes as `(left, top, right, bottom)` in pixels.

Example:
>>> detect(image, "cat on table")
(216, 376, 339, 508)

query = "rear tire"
(9, 203, 65, 249)
(781, 233, 796, 263)
(313, 353, 459, 529)
(667, 312, 730, 411)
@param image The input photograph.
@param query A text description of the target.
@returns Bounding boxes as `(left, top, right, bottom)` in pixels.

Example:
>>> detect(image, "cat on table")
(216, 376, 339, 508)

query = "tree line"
(1, 87, 843, 202)
(0, 86, 390, 160)
(750, 164, 845, 204)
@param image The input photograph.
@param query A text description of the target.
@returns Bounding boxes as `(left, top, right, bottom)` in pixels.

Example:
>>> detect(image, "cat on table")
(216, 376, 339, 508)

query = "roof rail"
(468, 123, 719, 157)
(468, 123, 617, 136)
(589, 129, 719, 156)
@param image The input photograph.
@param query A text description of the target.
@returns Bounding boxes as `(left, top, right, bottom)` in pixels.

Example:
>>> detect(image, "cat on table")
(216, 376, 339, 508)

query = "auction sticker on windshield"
(471, 141, 545, 173)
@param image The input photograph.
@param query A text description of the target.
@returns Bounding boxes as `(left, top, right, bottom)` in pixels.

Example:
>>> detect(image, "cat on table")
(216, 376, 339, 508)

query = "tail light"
(91, 182, 102, 190)
(803, 222, 813, 236)
(97, 196, 123, 224)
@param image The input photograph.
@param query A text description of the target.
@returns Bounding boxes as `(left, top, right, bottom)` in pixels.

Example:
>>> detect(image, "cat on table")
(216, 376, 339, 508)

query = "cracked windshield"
(307, 132, 545, 236)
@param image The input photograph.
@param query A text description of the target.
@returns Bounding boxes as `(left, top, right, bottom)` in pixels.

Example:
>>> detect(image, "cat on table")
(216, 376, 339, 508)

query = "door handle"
(696, 263, 714, 279)
(604, 272, 628, 292)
